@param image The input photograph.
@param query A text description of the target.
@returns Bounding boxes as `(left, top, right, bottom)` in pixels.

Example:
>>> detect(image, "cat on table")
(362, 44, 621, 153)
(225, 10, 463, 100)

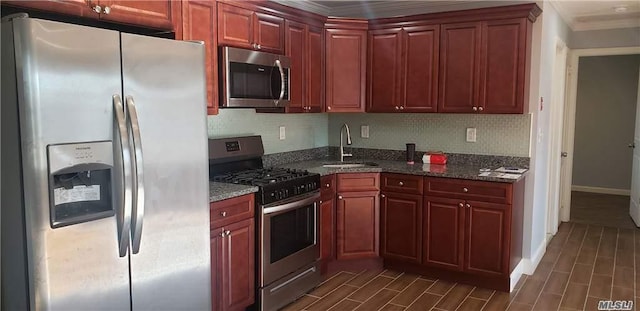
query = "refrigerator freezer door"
(3, 18, 130, 310)
(121, 33, 211, 310)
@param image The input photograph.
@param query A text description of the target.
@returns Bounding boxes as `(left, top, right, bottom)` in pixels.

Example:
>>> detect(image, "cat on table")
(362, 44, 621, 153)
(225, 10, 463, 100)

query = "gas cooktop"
(212, 168, 311, 186)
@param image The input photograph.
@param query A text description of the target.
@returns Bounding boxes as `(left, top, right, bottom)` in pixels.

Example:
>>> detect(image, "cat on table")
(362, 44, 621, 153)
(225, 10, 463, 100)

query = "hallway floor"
(281, 222, 638, 311)
(570, 191, 636, 229)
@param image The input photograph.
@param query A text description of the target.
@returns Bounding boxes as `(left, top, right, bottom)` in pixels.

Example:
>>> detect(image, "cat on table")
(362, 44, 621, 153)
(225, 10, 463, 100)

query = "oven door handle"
(263, 192, 320, 215)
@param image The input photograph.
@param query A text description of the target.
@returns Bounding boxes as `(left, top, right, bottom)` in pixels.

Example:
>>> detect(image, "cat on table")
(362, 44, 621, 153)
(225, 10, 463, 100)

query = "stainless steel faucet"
(340, 123, 352, 162)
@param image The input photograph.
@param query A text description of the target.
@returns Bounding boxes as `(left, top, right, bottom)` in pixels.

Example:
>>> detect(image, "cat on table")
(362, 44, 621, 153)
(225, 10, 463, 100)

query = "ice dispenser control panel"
(47, 141, 115, 228)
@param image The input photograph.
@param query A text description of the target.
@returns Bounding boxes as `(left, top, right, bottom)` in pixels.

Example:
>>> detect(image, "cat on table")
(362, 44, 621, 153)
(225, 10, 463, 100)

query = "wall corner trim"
(523, 240, 546, 275)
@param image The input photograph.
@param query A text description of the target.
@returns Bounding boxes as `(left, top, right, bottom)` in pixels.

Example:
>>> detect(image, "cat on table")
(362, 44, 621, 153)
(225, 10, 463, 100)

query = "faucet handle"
(343, 153, 353, 157)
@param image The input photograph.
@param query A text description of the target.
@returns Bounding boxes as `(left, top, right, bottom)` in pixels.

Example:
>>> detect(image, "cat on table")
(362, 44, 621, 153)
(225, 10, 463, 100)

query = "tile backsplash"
(207, 109, 329, 154)
(207, 110, 531, 157)
(328, 113, 531, 157)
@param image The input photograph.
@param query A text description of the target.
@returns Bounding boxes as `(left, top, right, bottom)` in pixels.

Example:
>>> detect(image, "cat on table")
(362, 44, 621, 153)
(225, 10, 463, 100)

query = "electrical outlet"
(361, 125, 369, 138)
(279, 126, 286, 140)
(466, 128, 477, 142)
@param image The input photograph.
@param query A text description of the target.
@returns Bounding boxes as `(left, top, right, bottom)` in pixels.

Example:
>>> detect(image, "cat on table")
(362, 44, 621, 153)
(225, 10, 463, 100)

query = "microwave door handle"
(113, 95, 133, 257)
(125, 96, 145, 254)
(275, 59, 285, 103)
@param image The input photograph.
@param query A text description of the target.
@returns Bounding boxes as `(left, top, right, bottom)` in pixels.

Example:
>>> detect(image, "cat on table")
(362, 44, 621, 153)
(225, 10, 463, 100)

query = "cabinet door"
(220, 218, 255, 311)
(285, 20, 307, 113)
(479, 19, 527, 114)
(307, 26, 325, 113)
(182, 0, 218, 115)
(320, 197, 335, 273)
(2, 0, 95, 17)
(100, 0, 175, 30)
(336, 191, 379, 259)
(403, 25, 439, 112)
(325, 28, 367, 112)
(380, 192, 422, 263)
(438, 22, 481, 113)
(465, 200, 510, 276)
(254, 12, 284, 54)
(367, 28, 403, 113)
(217, 3, 254, 49)
(210, 227, 223, 311)
(423, 196, 465, 271)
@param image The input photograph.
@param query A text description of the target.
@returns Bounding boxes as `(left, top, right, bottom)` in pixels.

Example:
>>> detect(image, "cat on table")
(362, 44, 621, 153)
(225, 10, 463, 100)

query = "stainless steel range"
(209, 136, 321, 311)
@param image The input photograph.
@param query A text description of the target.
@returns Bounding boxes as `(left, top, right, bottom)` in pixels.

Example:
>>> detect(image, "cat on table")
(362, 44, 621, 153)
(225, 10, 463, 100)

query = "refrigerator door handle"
(113, 95, 133, 257)
(126, 95, 145, 254)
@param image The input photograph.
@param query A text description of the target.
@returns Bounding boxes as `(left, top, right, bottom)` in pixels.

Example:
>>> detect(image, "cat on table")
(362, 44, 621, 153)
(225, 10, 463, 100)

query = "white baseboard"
(509, 259, 525, 292)
(571, 185, 630, 196)
(523, 241, 546, 275)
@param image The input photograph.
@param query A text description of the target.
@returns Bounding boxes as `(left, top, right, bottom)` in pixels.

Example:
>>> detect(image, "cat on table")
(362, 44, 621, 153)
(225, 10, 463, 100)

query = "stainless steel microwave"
(220, 46, 290, 108)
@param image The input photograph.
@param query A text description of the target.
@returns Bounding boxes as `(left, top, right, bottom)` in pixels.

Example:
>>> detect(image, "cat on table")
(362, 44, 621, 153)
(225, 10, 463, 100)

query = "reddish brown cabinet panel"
(100, 0, 175, 30)
(403, 25, 439, 112)
(320, 175, 336, 273)
(217, 3, 283, 54)
(367, 28, 403, 112)
(438, 22, 481, 113)
(423, 196, 465, 271)
(2, 0, 95, 17)
(307, 26, 325, 112)
(219, 218, 255, 311)
(479, 19, 527, 113)
(380, 192, 422, 263)
(210, 227, 223, 311)
(181, 0, 218, 115)
(285, 20, 307, 113)
(325, 24, 367, 112)
(336, 191, 380, 259)
(465, 200, 510, 276)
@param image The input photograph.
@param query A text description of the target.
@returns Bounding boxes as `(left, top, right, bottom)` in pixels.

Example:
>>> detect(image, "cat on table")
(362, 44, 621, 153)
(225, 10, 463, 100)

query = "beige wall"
(572, 54, 640, 190)
(570, 27, 640, 49)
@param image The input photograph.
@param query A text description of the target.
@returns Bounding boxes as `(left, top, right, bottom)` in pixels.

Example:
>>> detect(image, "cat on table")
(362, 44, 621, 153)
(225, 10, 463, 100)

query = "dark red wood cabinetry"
(319, 175, 336, 273)
(210, 194, 255, 311)
(325, 19, 368, 112)
(465, 200, 510, 276)
(368, 25, 439, 112)
(380, 192, 423, 264)
(423, 196, 465, 271)
(336, 173, 380, 259)
(217, 2, 283, 54)
(180, 0, 218, 115)
(285, 21, 324, 113)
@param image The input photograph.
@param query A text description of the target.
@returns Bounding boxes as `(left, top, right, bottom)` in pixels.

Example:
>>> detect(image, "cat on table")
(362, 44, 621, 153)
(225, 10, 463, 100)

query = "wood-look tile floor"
(570, 191, 636, 229)
(280, 222, 638, 311)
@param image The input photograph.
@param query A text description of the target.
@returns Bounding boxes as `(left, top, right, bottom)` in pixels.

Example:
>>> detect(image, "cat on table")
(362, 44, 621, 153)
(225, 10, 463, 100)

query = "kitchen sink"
(322, 162, 379, 168)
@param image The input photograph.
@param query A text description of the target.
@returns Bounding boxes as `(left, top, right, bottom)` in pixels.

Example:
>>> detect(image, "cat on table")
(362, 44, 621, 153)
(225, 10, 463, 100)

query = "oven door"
(261, 191, 319, 286)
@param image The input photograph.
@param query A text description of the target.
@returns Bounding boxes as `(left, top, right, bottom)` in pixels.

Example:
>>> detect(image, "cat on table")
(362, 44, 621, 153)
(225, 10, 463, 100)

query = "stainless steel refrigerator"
(1, 15, 211, 310)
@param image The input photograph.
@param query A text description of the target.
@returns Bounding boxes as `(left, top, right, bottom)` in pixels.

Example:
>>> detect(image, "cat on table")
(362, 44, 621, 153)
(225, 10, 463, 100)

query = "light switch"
(466, 128, 477, 142)
(361, 125, 369, 138)
(279, 126, 286, 140)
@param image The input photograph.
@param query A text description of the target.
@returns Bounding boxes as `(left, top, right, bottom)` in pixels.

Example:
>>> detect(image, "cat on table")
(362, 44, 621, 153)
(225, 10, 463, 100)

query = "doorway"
(558, 47, 640, 230)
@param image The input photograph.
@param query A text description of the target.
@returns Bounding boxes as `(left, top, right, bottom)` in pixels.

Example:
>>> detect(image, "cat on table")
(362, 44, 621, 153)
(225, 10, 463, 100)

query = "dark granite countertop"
(209, 182, 259, 203)
(277, 159, 528, 183)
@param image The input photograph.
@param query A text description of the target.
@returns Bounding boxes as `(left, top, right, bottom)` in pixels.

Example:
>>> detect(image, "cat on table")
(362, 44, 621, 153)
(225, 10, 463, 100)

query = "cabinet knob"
(220, 211, 227, 217)
(102, 6, 110, 14)
(472, 106, 478, 111)
(465, 203, 471, 208)
(381, 193, 386, 198)
(399, 106, 404, 110)
(338, 195, 343, 200)
(478, 106, 484, 112)
(327, 106, 332, 110)
(395, 106, 399, 110)
(458, 202, 464, 208)
(92, 5, 102, 13)
(325, 183, 330, 188)
(220, 230, 226, 237)
(225, 230, 231, 236)
(257, 44, 262, 50)
(463, 187, 469, 193)
(398, 181, 404, 186)
(319, 200, 323, 204)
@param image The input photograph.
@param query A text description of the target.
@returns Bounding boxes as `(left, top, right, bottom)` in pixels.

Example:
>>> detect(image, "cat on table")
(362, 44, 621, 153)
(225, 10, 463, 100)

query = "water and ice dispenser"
(47, 141, 115, 228)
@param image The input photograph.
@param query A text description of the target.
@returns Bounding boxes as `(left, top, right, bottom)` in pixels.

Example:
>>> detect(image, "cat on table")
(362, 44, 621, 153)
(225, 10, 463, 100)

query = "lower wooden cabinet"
(319, 198, 335, 266)
(465, 200, 510, 276)
(210, 194, 255, 311)
(422, 196, 466, 271)
(380, 191, 422, 264)
(336, 190, 379, 259)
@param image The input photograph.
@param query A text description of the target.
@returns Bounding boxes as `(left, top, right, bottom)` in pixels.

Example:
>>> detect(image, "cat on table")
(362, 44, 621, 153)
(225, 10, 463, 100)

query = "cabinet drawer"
(210, 194, 255, 228)
(321, 174, 336, 200)
(381, 173, 423, 195)
(425, 177, 512, 204)
(337, 173, 380, 192)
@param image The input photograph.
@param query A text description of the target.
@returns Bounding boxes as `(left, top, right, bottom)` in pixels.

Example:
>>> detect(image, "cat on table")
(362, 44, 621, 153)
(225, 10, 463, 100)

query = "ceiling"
(273, 0, 640, 31)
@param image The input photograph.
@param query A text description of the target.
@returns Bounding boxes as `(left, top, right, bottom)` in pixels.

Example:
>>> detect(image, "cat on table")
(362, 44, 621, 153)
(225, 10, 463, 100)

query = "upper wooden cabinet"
(180, 0, 218, 115)
(368, 25, 439, 113)
(217, 2, 284, 54)
(2, 0, 177, 30)
(325, 19, 368, 113)
(285, 21, 324, 113)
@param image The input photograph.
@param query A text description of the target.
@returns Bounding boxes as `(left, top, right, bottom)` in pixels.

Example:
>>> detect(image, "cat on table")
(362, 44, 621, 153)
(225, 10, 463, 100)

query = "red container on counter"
(422, 153, 447, 164)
